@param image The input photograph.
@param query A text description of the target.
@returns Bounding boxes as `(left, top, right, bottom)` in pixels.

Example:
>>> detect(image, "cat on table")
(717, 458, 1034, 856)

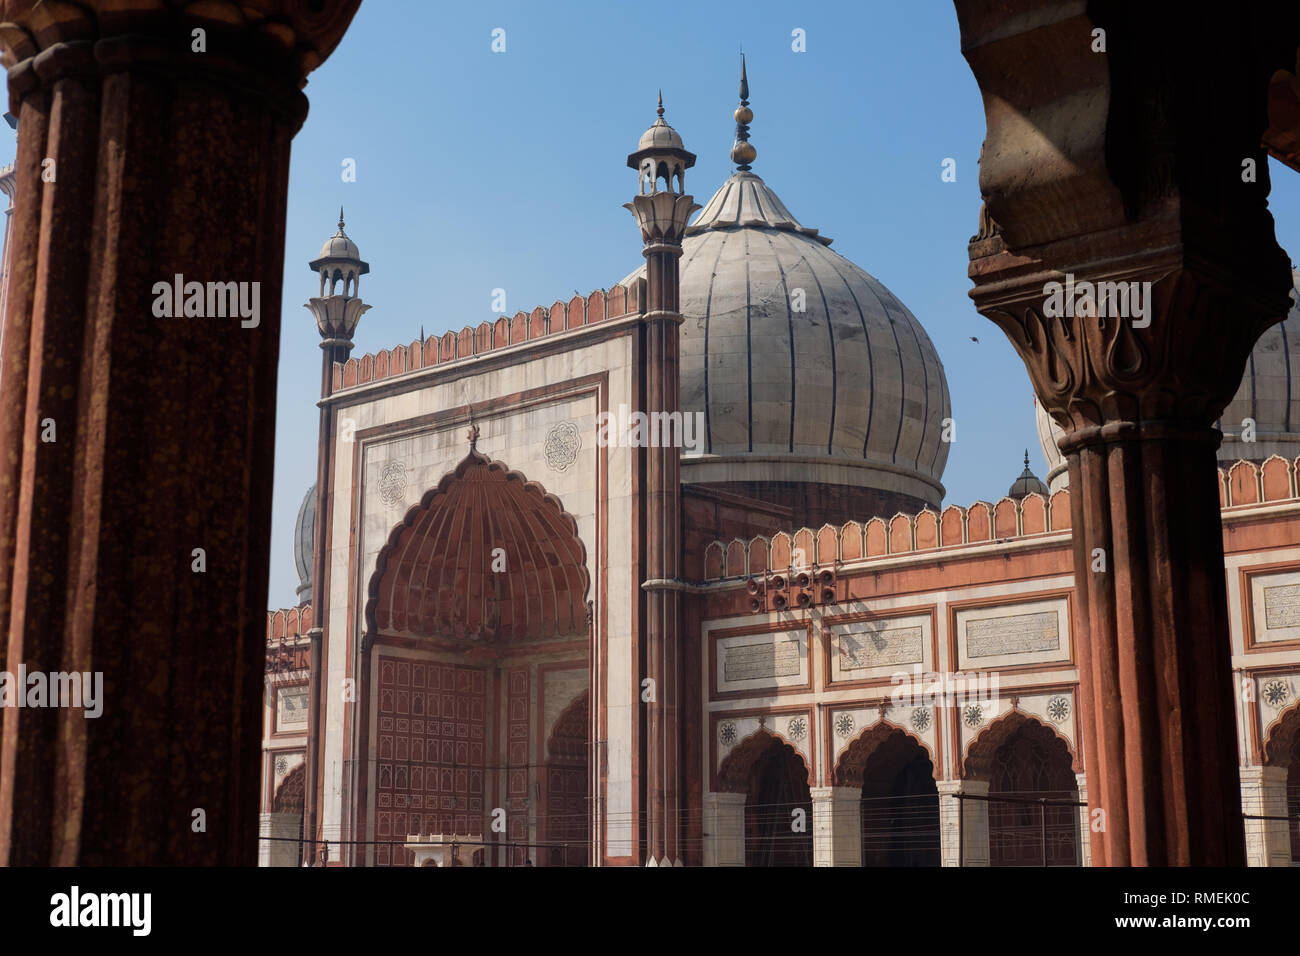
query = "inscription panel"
(714, 630, 808, 695)
(1264, 584, 1300, 630)
(966, 612, 1059, 658)
(827, 614, 931, 684)
(1249, 569, 1300, 645)
(955, 598, 1070, 670)
(725, 641, 801, 682)
(276, 685, 309, 732)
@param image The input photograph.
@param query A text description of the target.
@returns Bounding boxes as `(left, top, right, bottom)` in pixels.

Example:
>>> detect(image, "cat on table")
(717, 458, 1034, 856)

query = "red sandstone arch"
(365, 448, 590, 642)
(273, 763, 305, 814)
(835, 720, 934, 787)
(963, 709, 1081, 779)
(1264, 698, 1300, 768)
(717, 728, 811, 793)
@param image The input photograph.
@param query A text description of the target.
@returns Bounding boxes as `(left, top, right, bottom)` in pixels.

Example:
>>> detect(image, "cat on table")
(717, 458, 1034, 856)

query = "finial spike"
(1024, 449, 1030, 468)
(338, 206, 345, 232)
(657, 89, 664, 117)
(730, 54, 756, 171)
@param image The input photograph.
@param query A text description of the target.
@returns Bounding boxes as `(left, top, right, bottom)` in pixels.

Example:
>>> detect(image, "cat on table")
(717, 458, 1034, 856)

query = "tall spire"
(730, 54, 756, 171)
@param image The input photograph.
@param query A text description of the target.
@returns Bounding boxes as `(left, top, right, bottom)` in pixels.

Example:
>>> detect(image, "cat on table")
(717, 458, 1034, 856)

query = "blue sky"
(266, 0, 1300, 607)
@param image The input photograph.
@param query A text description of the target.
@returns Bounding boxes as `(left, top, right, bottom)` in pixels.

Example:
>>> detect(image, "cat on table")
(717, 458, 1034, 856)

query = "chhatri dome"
(623, 61, 951, 526)
(1037, 270, 1300, 492)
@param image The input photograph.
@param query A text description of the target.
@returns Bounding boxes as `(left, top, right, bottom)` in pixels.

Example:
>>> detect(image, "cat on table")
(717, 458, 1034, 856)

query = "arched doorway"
(360, 445, 592, 866)
(273, 763, 306, 815)
(837, 724, 939, 867)
(1263, 698, 1300, 864)
(719, 730, 813, 867)
(545, 691, 590, 867)
(966, 712, 1079, 867)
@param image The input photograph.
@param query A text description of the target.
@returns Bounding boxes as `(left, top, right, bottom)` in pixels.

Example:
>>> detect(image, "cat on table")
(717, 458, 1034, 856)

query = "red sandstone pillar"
(956, 1, 1298, 864)
(625, 101, 697, 866)
(0, 0, 361, 866)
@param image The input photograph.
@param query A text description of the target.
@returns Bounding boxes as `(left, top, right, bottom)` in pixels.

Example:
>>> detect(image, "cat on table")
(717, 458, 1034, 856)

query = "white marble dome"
(1036, 269, 1300, 490)
(623, 170, 951, 518)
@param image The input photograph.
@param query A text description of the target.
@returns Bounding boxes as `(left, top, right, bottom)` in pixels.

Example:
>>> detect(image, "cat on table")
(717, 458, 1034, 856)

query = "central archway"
(358, 447, 593, 866)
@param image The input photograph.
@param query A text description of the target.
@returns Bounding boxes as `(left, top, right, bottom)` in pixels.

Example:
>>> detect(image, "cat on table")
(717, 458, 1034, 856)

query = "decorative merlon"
(331, 278, 648, 392)
(701, 454, 1300, 580)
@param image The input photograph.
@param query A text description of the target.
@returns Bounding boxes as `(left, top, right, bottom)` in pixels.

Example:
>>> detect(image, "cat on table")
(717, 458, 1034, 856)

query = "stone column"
(811, 785, 862, 867)
(957, 1, 1296, 865)
(702, 791, 747, 867)
(0, 1, 361, 866)
(258, 812, 303, 868)
(1075, 772, 1092, 867)
(1240, 766, 1292, 867)
(937, 780, 990, 867)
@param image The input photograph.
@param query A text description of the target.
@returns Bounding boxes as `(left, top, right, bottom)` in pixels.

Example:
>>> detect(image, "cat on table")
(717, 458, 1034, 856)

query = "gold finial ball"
(734, 105, 753, 125)
(730, 141, 757, 165)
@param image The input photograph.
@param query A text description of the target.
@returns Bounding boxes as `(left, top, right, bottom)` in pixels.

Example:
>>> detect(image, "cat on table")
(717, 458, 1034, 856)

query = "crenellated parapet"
(265, 604, 313, 674)
(332, 278, 647, 391)
(1219, 455, 1300, 507)
(702, 455, 1300, 580)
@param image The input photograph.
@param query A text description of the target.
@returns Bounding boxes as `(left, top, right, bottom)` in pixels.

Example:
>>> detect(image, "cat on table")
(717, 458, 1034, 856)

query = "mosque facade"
(259, 69, 1300, 868)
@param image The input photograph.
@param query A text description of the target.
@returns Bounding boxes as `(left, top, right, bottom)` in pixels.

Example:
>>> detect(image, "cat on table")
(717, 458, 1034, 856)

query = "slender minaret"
(625, 94, 698, 867)
(302, 210, 370, 865)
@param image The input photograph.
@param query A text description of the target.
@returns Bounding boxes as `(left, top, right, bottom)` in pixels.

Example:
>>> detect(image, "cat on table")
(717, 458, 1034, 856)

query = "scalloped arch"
(1264, 697, 1300, 768)
(365, 448, 590, 642)
(963, 709, 1080, 778)
(834, 719, 934, 786)
(717, 727, 810, 793)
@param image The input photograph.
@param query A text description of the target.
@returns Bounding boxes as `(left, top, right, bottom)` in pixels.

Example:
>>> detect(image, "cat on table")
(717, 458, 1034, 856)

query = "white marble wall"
(318, 330, 640, 864)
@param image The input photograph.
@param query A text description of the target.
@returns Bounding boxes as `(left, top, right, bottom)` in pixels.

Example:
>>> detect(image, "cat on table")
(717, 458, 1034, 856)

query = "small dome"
(1007, 450, 1049, 500)
(638, 115, 684, 152)
(318, 232, 359, 261)
(315, 207, 362, 262)
(294, 484, 315, 605)
(1036, 269, 1300, 487)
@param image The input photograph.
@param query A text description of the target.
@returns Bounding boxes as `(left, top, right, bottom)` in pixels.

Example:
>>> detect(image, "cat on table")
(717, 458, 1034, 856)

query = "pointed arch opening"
(719, 729, 812, 867)
(359, 447, 593, 866)
(965, 711, 1080, 867)
(1264, 699, 1300, 862)
(837, 722, 939, 867)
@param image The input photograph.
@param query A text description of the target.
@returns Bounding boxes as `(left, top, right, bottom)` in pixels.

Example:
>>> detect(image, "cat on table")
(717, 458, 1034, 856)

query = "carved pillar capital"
(973, 259, 1291, 440)
(624, 192, 699, 248)
(0, 0, 362, 126)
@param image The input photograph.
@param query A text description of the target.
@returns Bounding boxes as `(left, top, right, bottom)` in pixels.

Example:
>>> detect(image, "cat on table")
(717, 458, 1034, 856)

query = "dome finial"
(338, 206, 345, 233)
(1024, 448, 1030, 469)
(657, 89, 664, 118)
(730, 54, 756, 171)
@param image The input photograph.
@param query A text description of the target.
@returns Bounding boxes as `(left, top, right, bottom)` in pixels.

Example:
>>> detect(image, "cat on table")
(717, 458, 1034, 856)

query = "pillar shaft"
(810, 786, 862, 866)
(1240, 766, 1293, 867)
(938, 780, 989, 867)
(956, 0, 1297, 865)
(0, 1, 360, 865)
(643, 237, 684, 866)
(626, 183, 697, 866)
